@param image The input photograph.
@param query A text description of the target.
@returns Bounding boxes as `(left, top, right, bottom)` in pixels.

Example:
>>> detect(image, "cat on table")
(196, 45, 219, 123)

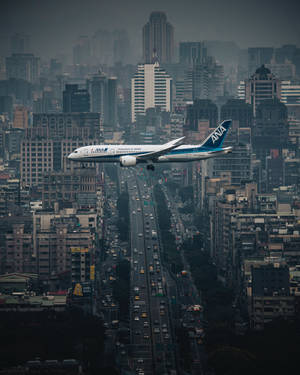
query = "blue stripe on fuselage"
(78, 145, 222, 161)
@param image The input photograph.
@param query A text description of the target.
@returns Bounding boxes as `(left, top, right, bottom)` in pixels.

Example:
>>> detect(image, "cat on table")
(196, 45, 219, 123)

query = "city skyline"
(1, 0, 300, 59)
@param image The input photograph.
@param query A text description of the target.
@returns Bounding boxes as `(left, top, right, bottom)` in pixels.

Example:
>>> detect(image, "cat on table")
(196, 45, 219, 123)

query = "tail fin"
(200, 120, 232, 148)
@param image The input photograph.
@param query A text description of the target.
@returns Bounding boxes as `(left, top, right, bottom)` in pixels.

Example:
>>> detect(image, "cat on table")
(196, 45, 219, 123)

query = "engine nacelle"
(119, 155, 137, 167)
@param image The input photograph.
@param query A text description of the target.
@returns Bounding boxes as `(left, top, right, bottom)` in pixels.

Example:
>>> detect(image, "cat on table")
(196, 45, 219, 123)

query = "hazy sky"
(1, 0, 300, 59)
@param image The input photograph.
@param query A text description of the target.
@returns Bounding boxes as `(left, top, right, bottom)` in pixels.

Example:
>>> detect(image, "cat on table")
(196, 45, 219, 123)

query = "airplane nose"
(68, 153, 74, 160)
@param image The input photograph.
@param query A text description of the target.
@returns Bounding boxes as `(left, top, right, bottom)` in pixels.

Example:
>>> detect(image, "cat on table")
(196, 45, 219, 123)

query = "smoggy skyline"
(1, 0, 300, 60)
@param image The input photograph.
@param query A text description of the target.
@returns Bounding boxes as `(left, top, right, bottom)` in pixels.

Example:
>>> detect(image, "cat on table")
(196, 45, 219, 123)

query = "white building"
(131, 62, 172, 122)
(281, 80, 300, 106)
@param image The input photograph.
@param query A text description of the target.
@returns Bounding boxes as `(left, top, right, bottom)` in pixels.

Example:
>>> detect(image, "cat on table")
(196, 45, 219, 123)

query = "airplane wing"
(136, 136, 185, 161)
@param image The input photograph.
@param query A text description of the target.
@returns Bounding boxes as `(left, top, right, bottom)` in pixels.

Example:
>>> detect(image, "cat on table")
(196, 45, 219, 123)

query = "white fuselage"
(68, 144, 232, 163)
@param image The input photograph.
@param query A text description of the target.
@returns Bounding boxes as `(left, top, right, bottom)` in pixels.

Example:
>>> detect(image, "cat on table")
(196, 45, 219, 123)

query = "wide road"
(122, 168, 177, 375)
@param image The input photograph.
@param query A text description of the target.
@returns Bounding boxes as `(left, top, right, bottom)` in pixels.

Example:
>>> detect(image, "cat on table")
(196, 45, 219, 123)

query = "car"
(140, 269, 144, 274)
(134, 316, 139, 321)
(154, 328, 160, 333)
(135, 296, 140, 300)
(141, 312, 147, 318)
(138, 233, 143, 237)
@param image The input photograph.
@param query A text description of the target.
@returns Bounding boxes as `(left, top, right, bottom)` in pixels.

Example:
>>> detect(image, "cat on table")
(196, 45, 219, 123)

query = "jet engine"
(119, 155, 137, 167)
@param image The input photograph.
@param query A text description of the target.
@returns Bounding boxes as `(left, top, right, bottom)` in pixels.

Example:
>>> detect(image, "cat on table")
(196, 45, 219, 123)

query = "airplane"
(68, 119, 232, 170)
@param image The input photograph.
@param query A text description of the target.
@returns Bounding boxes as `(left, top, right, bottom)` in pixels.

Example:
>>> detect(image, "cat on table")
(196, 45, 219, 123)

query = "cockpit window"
(74, 150, 78, 153)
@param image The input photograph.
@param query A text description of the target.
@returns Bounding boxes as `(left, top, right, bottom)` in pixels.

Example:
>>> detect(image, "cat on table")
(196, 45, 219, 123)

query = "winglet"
(201, 120, 232, 148)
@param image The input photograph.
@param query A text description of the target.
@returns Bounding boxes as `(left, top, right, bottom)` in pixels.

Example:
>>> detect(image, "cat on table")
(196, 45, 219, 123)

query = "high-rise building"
(33, 208, 96, 282)
(107, 77, 117, 128)
(275, 45, 297, 64)
(248, 47, 274, 76)
(220, 99, 253, 128)
(87, 72, 107, 115)
(185, 99, 218, 130)
(113, 29, 130, 64)
(245, 65, 281, 116)
(143, 12, 174, 64)
(253, 99, 288, 149)
(92, 29, 114, 66)
(73, 35, 91, 65)
(0, 78, 33, 106)
(63, 84, 90, 113)
(179, 42, 207, 65)
(252, 99, 289, 186)
(42, 169, 97, 210)
(265, 61, 296, 80)
(10, 33, 31, 54)
(20, 113, 100, 187)
(192, 58, 224, 101)
(6, 53, 40, 83)
(131, 62, 172, 122)
(87, 73, 118, 129)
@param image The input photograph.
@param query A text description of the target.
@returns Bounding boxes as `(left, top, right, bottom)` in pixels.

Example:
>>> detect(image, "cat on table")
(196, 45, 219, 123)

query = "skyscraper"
(87, 73, 118, 129)
(113, 30, 130, 64)
(248, 47, 274, 76)
(143, 12, 174, 64)
(179, 42, 207, 65)
(73, 35, 91, 65)
(131, 62, 172, 123)
(6, 53, 40, 83)
(185, 99, 218, 130)
(192, 57, 224, 102)
(220, 99, 253, 128)
(245, 65, 281, 116)
(63, 84, 90, 113)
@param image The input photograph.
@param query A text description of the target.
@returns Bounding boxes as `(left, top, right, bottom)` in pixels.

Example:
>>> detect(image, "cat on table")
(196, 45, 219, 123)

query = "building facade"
(143, 12, 174, 64)
(6, 53, 40, 83)
(63, 84, 90, 113)
(245, 65, 281, 116)
(131, 63, 172, 123)
(20, 113, 101, 187)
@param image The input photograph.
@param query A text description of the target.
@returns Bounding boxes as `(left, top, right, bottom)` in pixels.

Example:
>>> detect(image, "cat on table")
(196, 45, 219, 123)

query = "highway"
(98, 167, 205, 374)
(124, 168, 177, 375)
